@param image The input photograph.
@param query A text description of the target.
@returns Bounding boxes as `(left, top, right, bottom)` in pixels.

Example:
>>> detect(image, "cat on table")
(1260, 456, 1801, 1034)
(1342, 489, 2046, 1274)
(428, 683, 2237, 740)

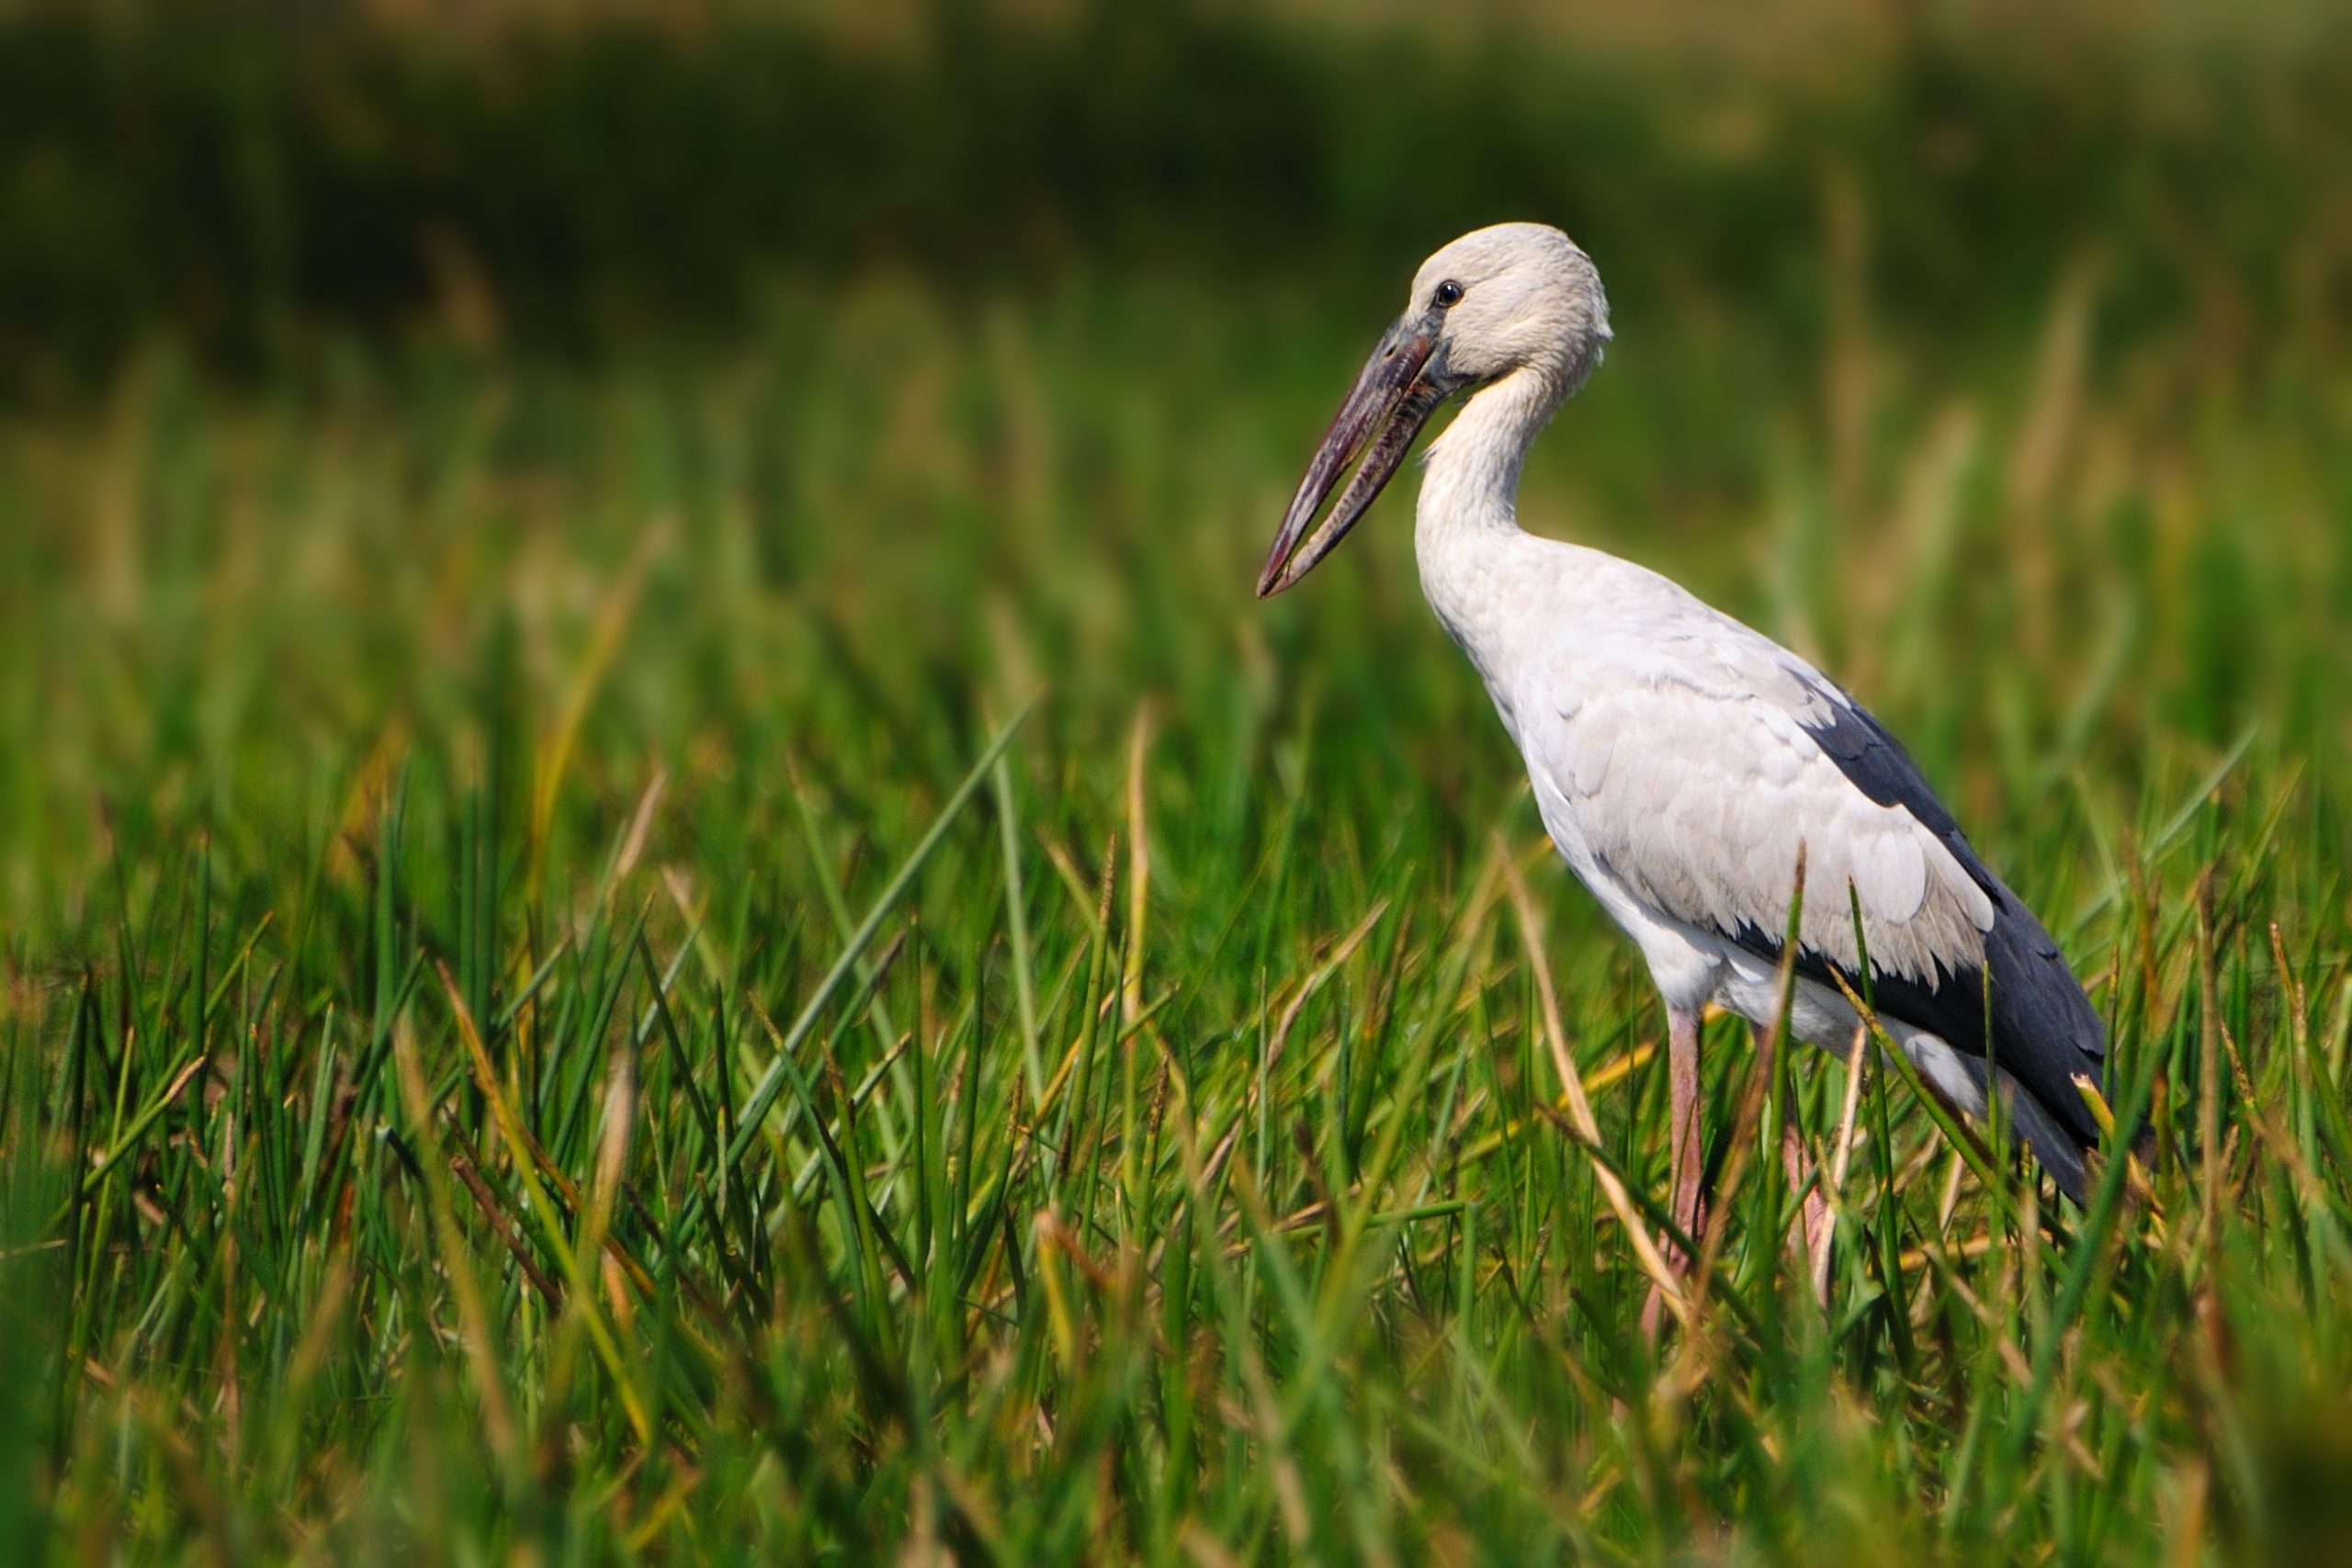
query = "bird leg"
(1752, 1014, 1836, 1307)
(1665, 1006, 1708, 1268)
(1781, 1123, 1835, 1308)
(1643, 1006, 1708, 1340)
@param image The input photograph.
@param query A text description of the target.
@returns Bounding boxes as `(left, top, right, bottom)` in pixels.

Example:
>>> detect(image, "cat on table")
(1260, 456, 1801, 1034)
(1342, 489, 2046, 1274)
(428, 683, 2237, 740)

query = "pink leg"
(1644, 1007, 1707, 1340)
(1781, 1123, 1835, 1306)
(1666, 1007, 1707, 1264)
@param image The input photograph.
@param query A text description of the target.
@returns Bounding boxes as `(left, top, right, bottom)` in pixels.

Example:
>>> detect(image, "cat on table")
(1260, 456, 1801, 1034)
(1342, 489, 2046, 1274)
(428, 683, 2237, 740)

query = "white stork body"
(1259, 224, 2115, 1241)
(1418, 445, 1984, 1114)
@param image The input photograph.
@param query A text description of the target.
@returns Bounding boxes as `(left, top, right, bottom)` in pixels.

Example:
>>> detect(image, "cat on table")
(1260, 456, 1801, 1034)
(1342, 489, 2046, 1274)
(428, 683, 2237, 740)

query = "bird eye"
(1434, 280, 1464, 309)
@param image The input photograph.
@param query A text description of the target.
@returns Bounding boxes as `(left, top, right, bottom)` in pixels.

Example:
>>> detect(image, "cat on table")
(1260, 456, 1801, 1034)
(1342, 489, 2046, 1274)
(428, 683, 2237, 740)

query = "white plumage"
(1259, 223, 2118, 1273)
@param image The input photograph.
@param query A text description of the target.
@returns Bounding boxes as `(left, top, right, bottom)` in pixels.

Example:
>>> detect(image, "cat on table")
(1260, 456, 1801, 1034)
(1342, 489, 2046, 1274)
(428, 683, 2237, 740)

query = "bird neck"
(1411, 366, 1568, 682)
(1415, 366, 1562, 545)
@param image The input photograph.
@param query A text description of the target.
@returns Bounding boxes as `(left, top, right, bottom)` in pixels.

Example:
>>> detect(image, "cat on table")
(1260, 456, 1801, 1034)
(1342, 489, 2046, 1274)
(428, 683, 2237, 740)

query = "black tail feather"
(1949, 1053, 2155, 1210)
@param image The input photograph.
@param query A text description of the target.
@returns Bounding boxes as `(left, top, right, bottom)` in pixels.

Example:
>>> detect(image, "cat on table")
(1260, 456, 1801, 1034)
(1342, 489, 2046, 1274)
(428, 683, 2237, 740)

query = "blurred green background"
(4, 0, 2350, 1559)
(4, 0, 2348, 908)
(4, 0, 2347, 916)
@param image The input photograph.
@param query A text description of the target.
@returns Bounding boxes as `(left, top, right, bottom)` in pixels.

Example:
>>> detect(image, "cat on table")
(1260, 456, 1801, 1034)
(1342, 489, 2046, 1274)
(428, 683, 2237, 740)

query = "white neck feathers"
(1408, 366, 1577, 682)
(1417, 366, 1566, 544)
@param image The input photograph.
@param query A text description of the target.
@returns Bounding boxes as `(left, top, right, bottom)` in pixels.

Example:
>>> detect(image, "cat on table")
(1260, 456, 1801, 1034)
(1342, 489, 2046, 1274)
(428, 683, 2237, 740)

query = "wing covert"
(1539, 673, 1994, 988)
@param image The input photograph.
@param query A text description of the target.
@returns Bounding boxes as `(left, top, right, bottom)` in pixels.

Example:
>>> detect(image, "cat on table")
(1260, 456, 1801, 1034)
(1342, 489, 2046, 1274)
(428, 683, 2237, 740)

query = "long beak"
(1257, 314, 1449, 598)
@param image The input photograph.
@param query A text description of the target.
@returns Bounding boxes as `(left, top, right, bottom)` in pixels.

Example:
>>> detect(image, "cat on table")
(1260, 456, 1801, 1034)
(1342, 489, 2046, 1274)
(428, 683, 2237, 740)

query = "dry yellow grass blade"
(1497, 840, 1691, 1329)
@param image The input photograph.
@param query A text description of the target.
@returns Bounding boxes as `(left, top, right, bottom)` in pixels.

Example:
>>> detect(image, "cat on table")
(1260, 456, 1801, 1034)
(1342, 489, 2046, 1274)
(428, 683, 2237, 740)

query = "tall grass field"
(3, 5, 2350, 1561)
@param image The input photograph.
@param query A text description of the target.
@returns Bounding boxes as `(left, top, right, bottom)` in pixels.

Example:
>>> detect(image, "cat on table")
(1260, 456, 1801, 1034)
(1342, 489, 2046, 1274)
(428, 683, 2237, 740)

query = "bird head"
(1256, 222, 1611, 597)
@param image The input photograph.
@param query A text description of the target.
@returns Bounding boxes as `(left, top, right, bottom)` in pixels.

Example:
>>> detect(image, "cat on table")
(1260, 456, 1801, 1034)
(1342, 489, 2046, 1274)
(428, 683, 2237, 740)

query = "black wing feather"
(1724, 694, 2114, 1202)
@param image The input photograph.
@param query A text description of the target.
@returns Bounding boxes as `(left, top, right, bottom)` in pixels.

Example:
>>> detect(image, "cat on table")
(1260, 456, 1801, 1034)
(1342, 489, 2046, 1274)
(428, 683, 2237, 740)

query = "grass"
(1, 238, 2349, 1560)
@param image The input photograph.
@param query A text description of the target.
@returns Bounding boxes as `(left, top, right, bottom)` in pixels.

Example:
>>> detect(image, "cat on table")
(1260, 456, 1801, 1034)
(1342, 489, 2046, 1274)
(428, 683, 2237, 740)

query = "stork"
(1258, 222, 2120, 1296)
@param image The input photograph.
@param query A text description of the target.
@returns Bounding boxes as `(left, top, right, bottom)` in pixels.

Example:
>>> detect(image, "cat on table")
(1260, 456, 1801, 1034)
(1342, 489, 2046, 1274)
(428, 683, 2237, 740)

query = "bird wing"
(1527, 621, 2109, 1153)
(1531, 639, 1993, 987)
